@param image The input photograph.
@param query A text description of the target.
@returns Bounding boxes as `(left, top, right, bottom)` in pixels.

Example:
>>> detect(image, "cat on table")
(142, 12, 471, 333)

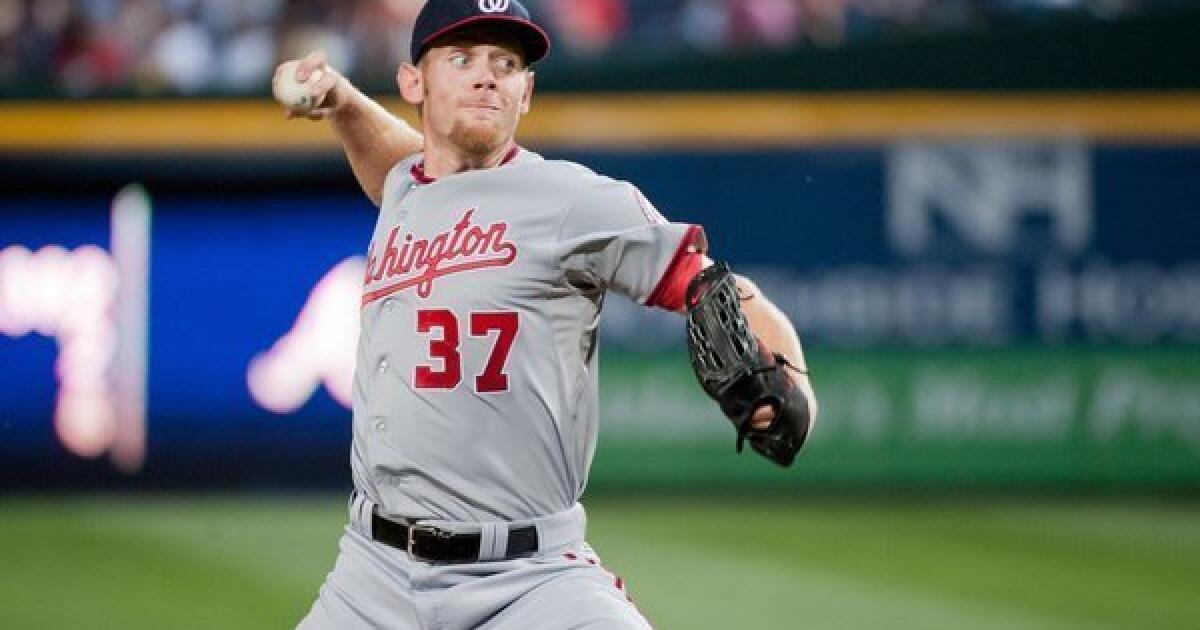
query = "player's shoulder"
(498, 153, 609, 201)
(539, 158, 608, 182)
(535, 159, 664, 226)
(521, 156, 630, 193)
(514, 154, 587, 177)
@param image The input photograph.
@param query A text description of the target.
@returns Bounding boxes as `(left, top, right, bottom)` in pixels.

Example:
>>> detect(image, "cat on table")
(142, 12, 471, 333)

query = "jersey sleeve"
(558, 176, 707, 311)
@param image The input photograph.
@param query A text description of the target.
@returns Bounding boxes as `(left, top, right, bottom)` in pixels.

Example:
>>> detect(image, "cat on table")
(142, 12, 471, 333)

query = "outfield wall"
(1, 98, 1197, 490)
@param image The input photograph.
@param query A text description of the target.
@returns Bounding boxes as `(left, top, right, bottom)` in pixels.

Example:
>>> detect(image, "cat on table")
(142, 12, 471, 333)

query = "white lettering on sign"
(0, 244, 118, 457)
(888, 141, 1092, 256)
(247, 258, 364, 413)
(804, 376, 891, 445)
(1038, 261, 1200, 343)
(1091, 367, 1200, 450)
(911, 369, 1077, 442)
(748, 266, 1011, 346)
(0, 184, 150, 472)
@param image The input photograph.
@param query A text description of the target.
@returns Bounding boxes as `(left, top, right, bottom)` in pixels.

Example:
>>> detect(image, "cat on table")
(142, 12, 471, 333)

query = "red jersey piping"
(410, 145, 522, 185)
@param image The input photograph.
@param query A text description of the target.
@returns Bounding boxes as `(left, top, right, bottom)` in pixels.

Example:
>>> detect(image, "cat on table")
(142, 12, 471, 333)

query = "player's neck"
(421, 140, 516, 179)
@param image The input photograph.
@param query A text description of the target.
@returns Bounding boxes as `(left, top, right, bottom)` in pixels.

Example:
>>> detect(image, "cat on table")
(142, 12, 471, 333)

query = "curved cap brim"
(416, 15, 551, 64)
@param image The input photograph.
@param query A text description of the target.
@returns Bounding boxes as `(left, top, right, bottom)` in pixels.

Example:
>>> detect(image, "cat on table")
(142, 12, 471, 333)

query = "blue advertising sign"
(1, 142, 1197, 487)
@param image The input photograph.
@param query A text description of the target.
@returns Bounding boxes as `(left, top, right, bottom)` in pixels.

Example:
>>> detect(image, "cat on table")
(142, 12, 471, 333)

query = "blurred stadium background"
(2, 0, 1199, 628)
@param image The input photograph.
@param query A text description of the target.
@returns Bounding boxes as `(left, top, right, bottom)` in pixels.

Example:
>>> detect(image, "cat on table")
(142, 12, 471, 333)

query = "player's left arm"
(676, 256, 818, 432)
(557, 177, 815, 446)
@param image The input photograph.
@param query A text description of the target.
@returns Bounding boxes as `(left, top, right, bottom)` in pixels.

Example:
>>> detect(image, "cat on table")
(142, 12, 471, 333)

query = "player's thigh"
(296, 527, 421, 629)
(480, 568, 651, 630)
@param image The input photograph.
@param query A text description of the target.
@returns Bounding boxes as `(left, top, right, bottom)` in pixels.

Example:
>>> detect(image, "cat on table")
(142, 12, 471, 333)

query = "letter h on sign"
(887, 141, 1092, 257)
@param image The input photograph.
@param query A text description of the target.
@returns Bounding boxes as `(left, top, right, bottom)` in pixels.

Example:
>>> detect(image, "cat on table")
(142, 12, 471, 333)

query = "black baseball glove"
(685, 262, 811, 467)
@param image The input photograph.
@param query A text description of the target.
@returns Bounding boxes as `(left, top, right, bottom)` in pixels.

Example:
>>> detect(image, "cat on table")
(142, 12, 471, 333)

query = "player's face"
(400, 29, 533, 157)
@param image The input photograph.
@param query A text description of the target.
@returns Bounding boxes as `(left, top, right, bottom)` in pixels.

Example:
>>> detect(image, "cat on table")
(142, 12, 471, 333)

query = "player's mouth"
(461, 102, 502, 114)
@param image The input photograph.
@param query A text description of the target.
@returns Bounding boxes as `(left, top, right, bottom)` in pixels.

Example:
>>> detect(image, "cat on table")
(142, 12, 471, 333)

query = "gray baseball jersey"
(351, 147, 705, 523)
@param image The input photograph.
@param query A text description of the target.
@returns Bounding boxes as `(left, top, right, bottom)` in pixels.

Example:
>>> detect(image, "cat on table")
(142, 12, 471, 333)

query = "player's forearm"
(736, 275, 819, 423)
(330, 87, 423, 206)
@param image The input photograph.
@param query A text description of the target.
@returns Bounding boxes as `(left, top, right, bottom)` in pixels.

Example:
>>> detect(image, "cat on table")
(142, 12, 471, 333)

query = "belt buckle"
(407, 522, 444, 559)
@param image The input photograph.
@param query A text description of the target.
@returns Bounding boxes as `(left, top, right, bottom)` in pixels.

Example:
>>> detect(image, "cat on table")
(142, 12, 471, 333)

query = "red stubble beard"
(448, 115, 511, 158)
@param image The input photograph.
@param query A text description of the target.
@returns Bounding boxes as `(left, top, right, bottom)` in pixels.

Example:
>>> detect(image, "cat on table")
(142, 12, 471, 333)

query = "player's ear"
(519, 70, 534, 115)
(398, 62, 424, 106)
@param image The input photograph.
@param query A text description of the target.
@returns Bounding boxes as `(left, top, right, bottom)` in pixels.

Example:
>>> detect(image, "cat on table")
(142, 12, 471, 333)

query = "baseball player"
(278, 1, 817, 628)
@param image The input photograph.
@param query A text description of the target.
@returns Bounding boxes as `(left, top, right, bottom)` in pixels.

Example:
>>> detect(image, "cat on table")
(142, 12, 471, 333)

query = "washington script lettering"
(362, 208, 517, 304)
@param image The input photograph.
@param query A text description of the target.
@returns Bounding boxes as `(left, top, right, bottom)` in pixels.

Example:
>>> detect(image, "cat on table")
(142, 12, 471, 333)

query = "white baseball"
(273, 60, 325, 114)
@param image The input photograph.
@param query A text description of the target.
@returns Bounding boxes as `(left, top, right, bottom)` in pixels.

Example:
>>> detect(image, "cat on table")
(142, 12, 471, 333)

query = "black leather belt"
(371, 508, 539, 564)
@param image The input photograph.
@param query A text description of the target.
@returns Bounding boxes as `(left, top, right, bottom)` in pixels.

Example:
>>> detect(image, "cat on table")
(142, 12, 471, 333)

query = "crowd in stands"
(0, 0, 1161, 97)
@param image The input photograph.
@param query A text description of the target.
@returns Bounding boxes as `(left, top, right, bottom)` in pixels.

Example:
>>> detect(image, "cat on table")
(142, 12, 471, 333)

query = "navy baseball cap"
(411, 0, 551, 64)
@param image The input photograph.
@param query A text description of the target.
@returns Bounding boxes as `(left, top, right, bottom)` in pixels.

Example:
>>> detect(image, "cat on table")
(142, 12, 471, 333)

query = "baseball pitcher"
(277, 1, 818, 627)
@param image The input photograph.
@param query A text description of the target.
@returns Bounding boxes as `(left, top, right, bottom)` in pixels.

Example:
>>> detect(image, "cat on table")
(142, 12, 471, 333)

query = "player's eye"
(494, 57, 519, 75)
(448, 52, 469, 67)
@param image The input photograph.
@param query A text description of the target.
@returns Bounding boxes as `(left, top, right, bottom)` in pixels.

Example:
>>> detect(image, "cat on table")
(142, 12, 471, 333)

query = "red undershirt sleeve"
(644, 225, 707, 311)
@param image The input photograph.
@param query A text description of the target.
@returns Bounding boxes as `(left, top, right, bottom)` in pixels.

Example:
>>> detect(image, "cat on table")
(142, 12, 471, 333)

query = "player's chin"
(450, 119, 508, 156)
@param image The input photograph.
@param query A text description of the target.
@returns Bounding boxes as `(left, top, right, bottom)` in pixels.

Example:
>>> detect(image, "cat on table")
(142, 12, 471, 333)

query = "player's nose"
(472, 73, 497, 90)
(470, 61, 498, 90)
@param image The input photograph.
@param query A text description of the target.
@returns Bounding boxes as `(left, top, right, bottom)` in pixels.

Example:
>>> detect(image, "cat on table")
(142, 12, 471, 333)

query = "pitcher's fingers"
(304, 106, 334, 121)
(295, 50, 328, 82)
(749, 404, 776, 430)
(308, 71, 337, 109)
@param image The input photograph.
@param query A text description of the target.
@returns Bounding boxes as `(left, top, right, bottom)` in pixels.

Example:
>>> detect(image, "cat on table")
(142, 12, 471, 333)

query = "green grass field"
(1, 496, 1197, 629)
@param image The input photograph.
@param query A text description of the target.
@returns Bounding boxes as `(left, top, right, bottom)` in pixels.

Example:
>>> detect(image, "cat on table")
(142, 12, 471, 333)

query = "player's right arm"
(276, 51, 424, 207)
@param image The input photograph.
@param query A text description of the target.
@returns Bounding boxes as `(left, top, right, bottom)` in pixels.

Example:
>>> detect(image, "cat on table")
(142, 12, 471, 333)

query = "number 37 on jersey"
(413, 308, 518, 393)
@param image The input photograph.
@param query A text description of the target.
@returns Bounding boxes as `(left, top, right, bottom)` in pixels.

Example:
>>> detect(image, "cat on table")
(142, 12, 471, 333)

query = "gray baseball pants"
(296, 497, 652, 629)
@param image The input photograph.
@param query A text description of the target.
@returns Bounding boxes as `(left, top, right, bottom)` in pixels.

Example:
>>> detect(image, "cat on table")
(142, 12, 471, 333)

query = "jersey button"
(372, 418, 387, 433)
(383, 298, 396, 311)
(377, 357, 389, 373)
